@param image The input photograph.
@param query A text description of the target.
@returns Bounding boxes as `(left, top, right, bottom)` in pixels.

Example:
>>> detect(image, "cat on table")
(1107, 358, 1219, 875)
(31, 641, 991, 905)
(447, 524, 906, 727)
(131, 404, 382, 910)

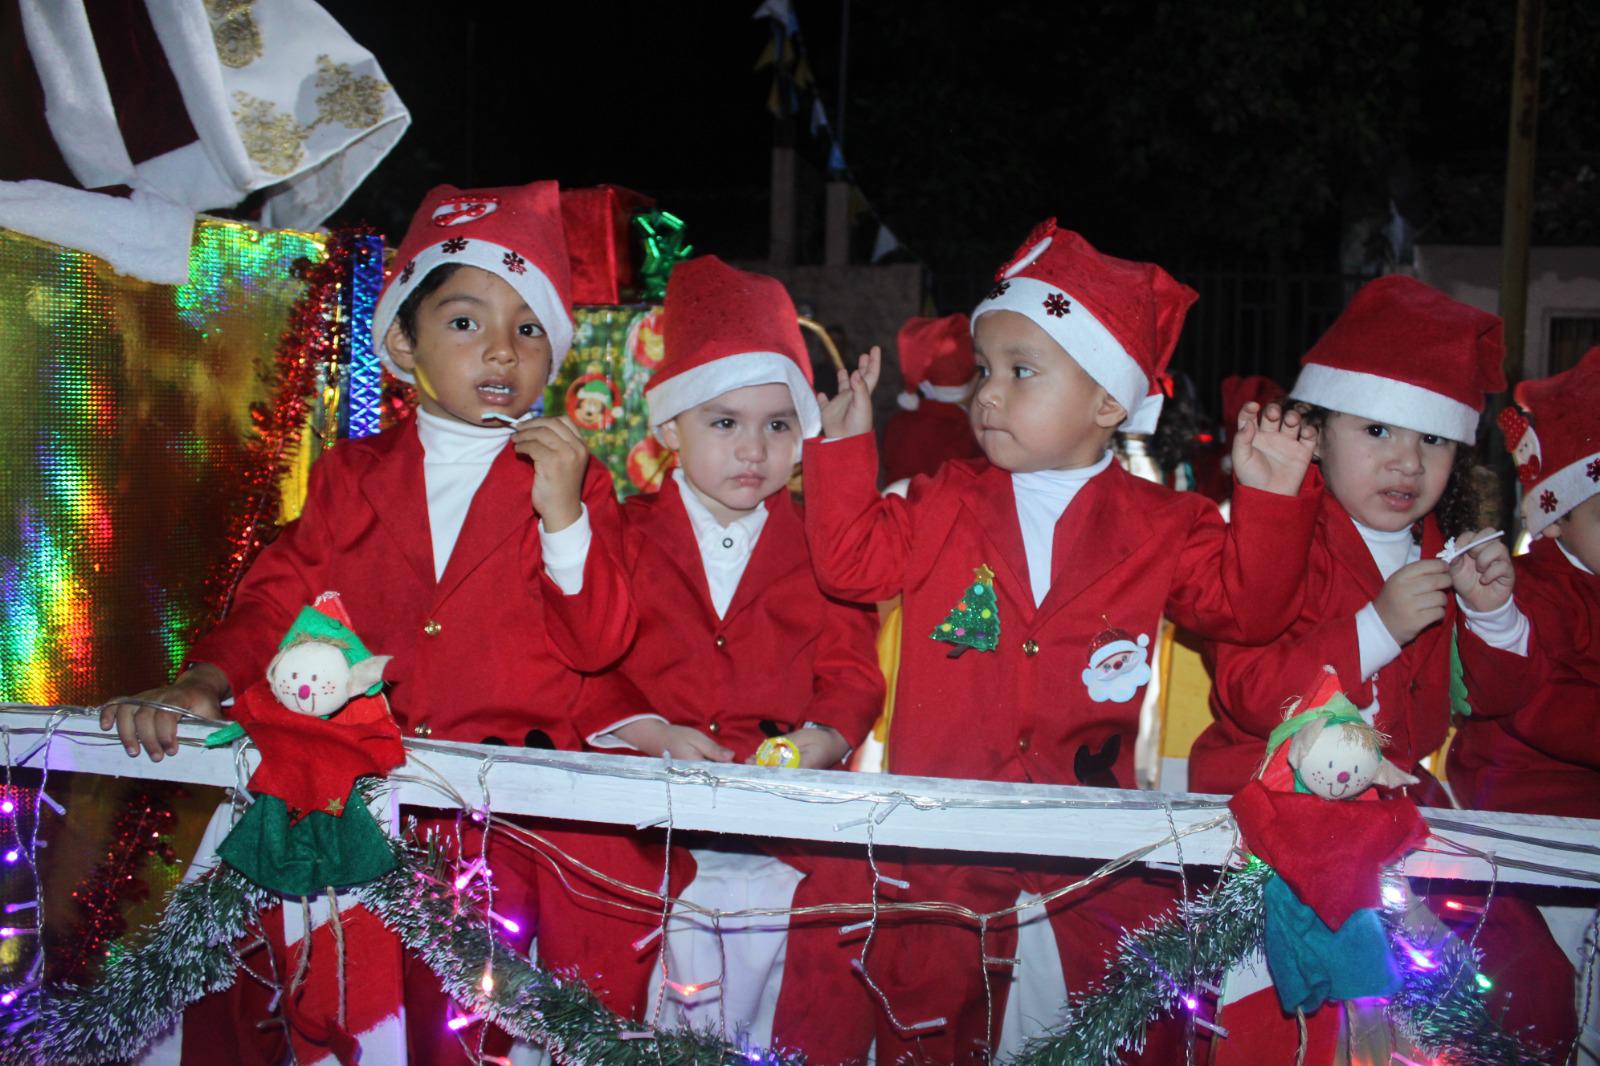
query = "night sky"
(324, 1, 1600, 314)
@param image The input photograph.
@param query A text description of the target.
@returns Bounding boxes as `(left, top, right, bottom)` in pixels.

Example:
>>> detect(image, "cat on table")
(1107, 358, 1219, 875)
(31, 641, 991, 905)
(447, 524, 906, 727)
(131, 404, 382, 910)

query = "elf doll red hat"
(1289, 275, 1505, 444)
(896, 313, 976, 411)
(647, 255, 822, 438)
(1499, 346, 1600, 536)
(970, 220, 1198, 434)
(372, 181, 575, 384)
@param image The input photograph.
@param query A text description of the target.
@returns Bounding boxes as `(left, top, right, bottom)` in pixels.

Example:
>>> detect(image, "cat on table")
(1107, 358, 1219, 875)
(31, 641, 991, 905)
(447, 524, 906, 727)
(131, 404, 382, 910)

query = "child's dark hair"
(1294, 403, 1488, 539)
(393, 263, 465, 342)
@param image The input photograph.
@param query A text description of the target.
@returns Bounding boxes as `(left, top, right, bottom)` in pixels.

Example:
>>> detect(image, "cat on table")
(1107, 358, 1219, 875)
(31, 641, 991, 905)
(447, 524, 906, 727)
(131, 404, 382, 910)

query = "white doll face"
(1292, 726, 1382, 800)
(268, 641, 354, 716)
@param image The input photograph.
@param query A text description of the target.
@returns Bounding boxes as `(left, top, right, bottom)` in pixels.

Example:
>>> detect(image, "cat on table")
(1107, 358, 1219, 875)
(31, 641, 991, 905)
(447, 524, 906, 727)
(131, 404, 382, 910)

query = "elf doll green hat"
(372, 181, 575, 385)
(1499, 346, 1600, 536)
(970, 219, 1198, 434)
(279, 593, 381, 696)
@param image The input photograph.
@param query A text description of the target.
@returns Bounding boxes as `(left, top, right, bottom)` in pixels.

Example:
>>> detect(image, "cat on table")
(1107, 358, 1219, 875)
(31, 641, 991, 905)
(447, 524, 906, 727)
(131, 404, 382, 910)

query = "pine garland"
(0, 834, 1557, 1066)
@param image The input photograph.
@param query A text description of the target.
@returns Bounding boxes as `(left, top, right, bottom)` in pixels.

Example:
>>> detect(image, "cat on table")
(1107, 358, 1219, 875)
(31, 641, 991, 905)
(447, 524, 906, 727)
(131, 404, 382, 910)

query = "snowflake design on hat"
(1540, 489, 1559, 513)
(987, 280, 1010, 300)
(502, 251, 527, 275)
(441, 236, 468, 254)
(1043, 292, 1072, 317)
(398, 260, 415, 284)
(1588, 458, 1600, 482)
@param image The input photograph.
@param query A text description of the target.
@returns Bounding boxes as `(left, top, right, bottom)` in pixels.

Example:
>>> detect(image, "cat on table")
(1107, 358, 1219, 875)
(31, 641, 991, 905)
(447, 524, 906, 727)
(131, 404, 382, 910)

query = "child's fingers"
(153, 710, 180, 757)
(861, 345, 883, 392)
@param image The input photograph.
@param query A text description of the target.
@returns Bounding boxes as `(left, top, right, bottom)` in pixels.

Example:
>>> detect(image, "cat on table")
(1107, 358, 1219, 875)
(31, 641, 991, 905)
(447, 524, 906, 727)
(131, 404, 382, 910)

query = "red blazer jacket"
(802, 433, 1318, 789)
(1448, 537, 1600, 818)
(1191, 494, 1527, 795)
(881, 401, 983, 483)
(188, 421, 635, 748)
(575, 477, 883, 762)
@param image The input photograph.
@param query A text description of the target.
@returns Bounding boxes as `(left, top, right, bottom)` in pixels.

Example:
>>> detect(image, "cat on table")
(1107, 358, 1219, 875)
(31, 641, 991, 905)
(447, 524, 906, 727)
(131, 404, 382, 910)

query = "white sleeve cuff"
(539, 503, 591, 595)
(586, 713, 669, 751)
(1355, 601, 1404, 681)
(1457, 596, 1531, 656)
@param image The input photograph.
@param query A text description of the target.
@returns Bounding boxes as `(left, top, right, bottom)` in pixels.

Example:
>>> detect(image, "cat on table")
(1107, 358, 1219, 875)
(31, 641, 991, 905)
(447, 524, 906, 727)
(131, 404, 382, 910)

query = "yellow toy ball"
(754, 736, 801, 768)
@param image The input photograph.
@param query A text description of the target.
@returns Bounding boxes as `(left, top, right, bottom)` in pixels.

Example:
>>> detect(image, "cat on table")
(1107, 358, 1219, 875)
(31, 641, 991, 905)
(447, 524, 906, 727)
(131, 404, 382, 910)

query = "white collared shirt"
(672, 469, 770, 618)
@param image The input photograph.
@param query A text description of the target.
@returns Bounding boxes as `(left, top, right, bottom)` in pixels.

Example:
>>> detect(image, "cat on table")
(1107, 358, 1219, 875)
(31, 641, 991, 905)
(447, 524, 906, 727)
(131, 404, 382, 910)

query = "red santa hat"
(896, 313, 976, 411)
(1499, 346, 1600, 536)
(1086, 625, 1150, 669)
(1289, 275, 1505, 444)
(1220, 375, 1287, 431)
(970, 220, 1197, 434)
(647, 255, 822, 438)
(372, 182, 574, 384)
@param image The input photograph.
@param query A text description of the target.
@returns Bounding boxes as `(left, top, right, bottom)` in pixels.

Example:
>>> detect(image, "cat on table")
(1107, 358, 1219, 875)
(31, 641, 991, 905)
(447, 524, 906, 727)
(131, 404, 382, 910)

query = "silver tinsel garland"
(0, 834, 1559, 1065)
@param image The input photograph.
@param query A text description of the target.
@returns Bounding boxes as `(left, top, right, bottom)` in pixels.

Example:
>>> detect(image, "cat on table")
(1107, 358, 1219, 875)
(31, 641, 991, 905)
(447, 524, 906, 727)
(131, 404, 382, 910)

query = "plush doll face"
(1287, 717, 1418, 799)
(266, 640, 389, 716)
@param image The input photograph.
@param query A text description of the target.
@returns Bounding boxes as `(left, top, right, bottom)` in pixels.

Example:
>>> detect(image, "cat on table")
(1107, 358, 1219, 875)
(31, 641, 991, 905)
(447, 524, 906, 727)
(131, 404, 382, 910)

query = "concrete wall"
(1414, 245, 1600, 379)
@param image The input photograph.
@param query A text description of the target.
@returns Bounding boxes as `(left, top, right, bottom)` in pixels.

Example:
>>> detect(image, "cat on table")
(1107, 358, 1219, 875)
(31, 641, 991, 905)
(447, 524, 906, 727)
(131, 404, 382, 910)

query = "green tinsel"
(0, 827, 1558, 1066)
(1006, 860, 1273, 1065)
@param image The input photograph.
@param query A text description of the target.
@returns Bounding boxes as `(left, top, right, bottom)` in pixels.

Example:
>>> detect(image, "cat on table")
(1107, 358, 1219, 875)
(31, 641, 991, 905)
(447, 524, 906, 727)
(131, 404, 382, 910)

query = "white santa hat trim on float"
(970, 222, 1197, 436)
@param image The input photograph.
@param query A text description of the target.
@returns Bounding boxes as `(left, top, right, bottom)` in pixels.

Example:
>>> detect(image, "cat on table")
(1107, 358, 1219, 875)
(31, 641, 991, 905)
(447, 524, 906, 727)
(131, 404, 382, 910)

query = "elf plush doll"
(212, 592, 406, 896)
(1216, 667, 1429, 1064)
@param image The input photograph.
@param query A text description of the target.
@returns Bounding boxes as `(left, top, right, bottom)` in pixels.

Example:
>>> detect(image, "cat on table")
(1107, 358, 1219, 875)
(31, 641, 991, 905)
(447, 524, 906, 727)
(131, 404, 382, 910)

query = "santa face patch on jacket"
(1081, 624, 1152, 702)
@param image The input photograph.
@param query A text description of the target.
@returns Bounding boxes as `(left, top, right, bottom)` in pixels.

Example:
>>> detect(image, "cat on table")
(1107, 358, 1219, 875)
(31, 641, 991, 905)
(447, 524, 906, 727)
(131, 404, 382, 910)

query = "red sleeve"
(800, 595, 886, 749)
(801, 433, 917, 603)
(1207, 538, 1366, 740)
(1506, 671, 1600, 770)
(1455, 621, 1545, 721)
(571, 667, 657, 748)
(186, 452, 340, 699)
(1164, 476, 1321, 646)
(540, 458, 637, 672)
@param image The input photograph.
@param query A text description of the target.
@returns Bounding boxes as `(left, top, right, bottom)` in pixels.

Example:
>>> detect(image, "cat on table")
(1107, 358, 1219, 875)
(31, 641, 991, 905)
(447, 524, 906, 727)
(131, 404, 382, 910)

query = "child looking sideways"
(802, 221, 1320, 1062)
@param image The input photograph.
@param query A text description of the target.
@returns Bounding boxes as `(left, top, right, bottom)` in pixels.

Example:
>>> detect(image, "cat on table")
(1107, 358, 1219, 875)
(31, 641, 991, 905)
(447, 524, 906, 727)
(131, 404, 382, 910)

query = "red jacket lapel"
(357, 422, 435, 589)
(957, 464, 1034, 623)
(433, 444, 535, 606)
(721, 490, 809, 628)
(1032, 464, 1166, 630)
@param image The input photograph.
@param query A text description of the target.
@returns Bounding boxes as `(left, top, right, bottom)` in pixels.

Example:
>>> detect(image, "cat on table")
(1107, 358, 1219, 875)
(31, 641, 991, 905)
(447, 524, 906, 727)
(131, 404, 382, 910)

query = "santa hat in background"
(896, 313, 976, 411)
(970, 220, 1197, 434)
(371, 182, 574, 383)
(647, 255, 822, 438)
(1220, 374, 1287, 433)
(1289, 275, 1505, 444)
(1086, 625, 1149, 669)
(1499, 346, 1600, 536)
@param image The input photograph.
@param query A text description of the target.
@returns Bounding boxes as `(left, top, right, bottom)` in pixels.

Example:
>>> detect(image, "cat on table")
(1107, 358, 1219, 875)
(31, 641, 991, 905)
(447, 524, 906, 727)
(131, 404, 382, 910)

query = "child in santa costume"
(103, 182, 666, 1062)
(1446, 348, 1600, 1058)
(802, 219, 1322, 1063)
(574, 255, 884, 1062)
(881, 313, 983, 482)
(1189, 276, 1560, 1061)
(1190, 275, 1531, 797)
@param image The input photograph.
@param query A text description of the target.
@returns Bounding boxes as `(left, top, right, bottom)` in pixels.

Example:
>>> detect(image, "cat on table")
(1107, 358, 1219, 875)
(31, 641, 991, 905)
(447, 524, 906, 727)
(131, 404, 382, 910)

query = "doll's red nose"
(298, 684, 311, 700)
(1337, 771, 1351, 783)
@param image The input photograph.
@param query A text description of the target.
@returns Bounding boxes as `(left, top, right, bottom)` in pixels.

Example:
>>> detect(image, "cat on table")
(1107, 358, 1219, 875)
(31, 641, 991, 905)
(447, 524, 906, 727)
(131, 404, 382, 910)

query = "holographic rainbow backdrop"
(0, 221, 326, 706)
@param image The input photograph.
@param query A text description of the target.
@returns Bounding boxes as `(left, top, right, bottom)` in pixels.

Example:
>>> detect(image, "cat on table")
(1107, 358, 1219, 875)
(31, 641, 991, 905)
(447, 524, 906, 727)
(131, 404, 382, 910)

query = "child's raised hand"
(514, 416, 587, 532)
(1374, 558, 1452, 646)
(817, 346, 882, 440)
(1231, 402, 1317, 497)
(1448, 527, 1515, 613)
(98, 663, 228, 762)
(611, 719, 734, 762)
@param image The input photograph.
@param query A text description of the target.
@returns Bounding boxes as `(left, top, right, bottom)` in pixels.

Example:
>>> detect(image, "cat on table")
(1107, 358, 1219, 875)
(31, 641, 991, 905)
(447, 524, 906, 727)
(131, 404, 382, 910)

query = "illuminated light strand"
(344, 232, 385, 440)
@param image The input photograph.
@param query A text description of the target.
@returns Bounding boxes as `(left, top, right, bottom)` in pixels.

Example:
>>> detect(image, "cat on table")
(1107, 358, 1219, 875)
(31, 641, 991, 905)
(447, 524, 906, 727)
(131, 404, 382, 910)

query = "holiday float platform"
(3, 707, 1596, 892)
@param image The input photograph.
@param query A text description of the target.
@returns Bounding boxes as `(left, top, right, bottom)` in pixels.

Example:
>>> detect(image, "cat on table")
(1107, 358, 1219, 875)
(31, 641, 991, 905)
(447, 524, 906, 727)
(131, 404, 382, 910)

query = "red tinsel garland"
(52, 786, 180, 984)
(199, 229, 377, 630)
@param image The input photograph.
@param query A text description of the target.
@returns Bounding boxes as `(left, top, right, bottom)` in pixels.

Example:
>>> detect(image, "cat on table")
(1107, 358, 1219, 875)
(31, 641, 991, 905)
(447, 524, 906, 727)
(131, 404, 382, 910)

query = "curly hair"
(1294, 403, 1488, 540)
